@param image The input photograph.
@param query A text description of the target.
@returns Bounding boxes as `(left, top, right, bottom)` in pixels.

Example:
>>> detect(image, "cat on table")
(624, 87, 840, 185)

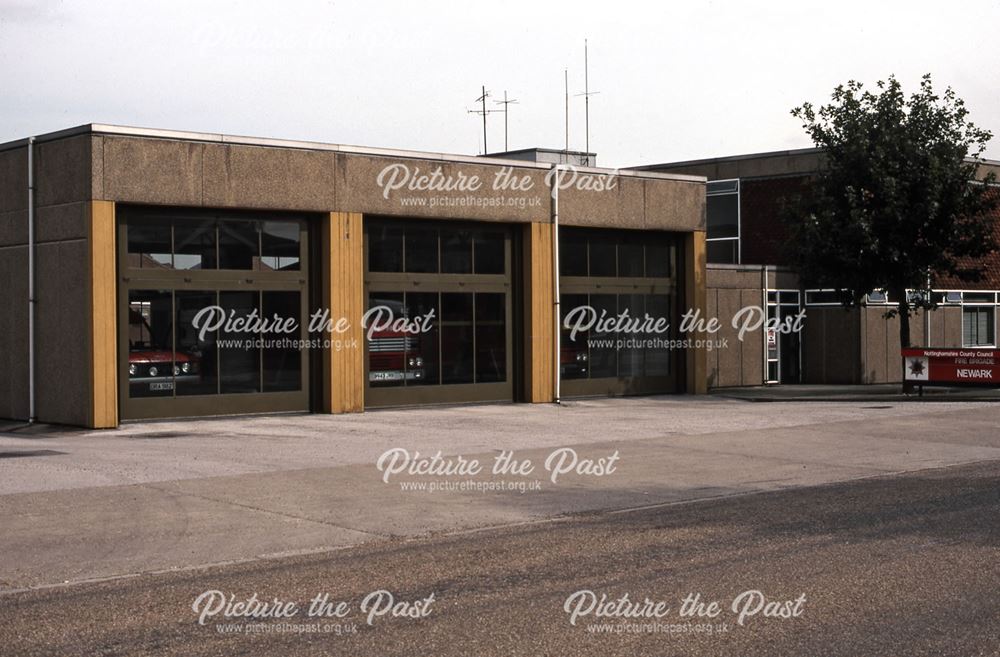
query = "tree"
(790, 74, 999, 386)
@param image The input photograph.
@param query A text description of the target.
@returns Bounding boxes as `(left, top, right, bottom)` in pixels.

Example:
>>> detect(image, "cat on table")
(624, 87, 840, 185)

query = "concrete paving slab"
(2, 397, 1000, 590)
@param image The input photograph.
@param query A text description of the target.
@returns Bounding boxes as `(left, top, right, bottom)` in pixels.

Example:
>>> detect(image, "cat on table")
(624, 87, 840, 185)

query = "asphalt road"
(4, 459, 998, 657)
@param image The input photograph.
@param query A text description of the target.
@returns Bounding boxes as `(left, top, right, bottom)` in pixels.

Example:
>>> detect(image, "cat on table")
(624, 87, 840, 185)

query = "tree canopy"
(789, 74, 999, 351)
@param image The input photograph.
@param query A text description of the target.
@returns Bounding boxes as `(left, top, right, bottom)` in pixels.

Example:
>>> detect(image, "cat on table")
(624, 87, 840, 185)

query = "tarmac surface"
(2, 396, 1000, 590)
(3, 459, 998, 657)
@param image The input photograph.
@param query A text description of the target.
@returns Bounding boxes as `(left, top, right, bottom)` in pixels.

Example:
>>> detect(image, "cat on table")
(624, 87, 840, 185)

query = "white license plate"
(149, 381, 175, 391)
(371, 371, 404, 382)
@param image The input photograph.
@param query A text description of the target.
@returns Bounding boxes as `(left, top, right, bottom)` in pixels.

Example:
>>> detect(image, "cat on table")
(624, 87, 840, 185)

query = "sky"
(1, 0, 998, 168)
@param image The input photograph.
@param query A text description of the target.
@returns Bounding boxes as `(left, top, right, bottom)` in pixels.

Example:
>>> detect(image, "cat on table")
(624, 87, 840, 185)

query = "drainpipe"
(27, 137, 36, 423)
(551, 164, 562, 404)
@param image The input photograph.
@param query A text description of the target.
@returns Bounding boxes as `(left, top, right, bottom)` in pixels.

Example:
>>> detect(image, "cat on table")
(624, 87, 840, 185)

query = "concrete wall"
(0, 137, 98, 425)
(91, 134, 705, 232)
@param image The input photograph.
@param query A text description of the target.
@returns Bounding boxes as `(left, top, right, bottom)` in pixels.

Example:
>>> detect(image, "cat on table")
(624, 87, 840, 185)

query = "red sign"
(901, 348, 1000, 384)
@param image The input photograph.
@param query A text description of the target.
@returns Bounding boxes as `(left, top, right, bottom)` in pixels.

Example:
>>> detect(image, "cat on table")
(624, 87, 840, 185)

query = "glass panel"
(441, 228, 472, 274)
(127, 289, 174, 398)
(589, 238, 616, 277)
(707, 194, 739, 239)
(404, 292, 440, 386)
(441, 228, 473, 274)
(218, 291, 261, 393)
(645, 240, 673, 278)
(707, 180, 738, 195)
(964, 307, 996, 346)
(779, 320, 801, 383)
(560, 230, 588, 276)
(706, 239, 738, 264)
(963, 292, 995, 304)
(174, 217, 216, 270)
(262, 291, 302, 391)
(259, 221, 301, 271)
(368, 224, 404, 272)
(560, 293, 590, 380)
(767, 361, 779, 382)
(218, 220, 259, 270)
(405, 228, 438, 273)
(473, 230, 505, 274)
(645, 294, 672, 376)
(368, 292, 407, 387)
(589, 294, 618, 377)
(441, 293, 474, 384)
(175, 290, 218, 396)
(618, 235, 644, 277)
(475, 293, 506, 383)
(127, 221, 172, 269)
(618, 294, 644, 377)
(866, 291, 887, 304)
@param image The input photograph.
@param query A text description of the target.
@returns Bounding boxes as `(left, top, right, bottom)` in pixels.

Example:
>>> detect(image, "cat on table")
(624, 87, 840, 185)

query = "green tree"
(790, 74, 999, 385)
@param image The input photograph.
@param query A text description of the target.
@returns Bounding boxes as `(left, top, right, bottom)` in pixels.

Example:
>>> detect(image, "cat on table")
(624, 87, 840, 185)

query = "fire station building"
(0, 124, 708, 428)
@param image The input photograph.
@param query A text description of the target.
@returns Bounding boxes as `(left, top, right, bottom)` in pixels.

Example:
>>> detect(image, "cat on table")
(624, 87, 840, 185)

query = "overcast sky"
(2, 0, 998, 167)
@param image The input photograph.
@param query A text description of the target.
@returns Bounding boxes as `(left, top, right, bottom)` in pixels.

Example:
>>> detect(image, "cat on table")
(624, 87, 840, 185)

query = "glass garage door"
(364, 218, 513, 406)
(118, 206, 311, 420)
(558, 227, 682, 396)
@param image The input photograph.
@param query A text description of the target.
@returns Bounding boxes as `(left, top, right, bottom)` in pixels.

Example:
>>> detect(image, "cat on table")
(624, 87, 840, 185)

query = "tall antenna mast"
(575, 38, 600, 165)
(564, 68, 569, 154)
(467, 85, 499, 154)
(494, 90, 519, 152)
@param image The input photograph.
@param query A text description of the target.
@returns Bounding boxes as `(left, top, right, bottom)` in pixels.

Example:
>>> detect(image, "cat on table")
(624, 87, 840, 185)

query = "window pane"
(441, 293, 474, 384)
(961, 307, 994, 346)
(218, 220, 259, 270)
(175, 290, 217, 396)
(475, 293, 506, 383)
(405, 292, 440, 386)
(707, 194, 739, 239)
(262, 291, 301, 391)
(260, 221, 301, 271)
(589, 239, 616, 277)
(589, 294, 618, 377)
(618, 234, 644, 277)
(645, 240, 674, 278)
(368, 224, 403, 272)
(473, 230, 505, 274)
(127, 221, 172, 269)
(560, 293, 590, 380)
(368, 292, 407, 387)
(441, 229, 472, 274)
(618, 294, 644, 376)
(560, 230, 588, 276)
(174, 217, 216, 270)
(645, 294, 672, 376)
(219, 291, 260, 393)
(127, 290, 174, 397)
(707, 240, 738, 264)
(405, 228, 438, 273)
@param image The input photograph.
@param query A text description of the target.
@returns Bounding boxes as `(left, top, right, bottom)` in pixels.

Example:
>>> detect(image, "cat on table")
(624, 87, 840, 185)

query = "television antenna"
(493, 90, 519, 152)
(467, 85, 501, 154)
(575, 39, 600, 164)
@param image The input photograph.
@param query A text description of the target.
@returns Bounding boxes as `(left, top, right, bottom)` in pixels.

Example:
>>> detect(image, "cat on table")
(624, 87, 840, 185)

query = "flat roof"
(483, 147, 596, 157)
(632, 146, 1000, 171)
(0, 123, 704, 183)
